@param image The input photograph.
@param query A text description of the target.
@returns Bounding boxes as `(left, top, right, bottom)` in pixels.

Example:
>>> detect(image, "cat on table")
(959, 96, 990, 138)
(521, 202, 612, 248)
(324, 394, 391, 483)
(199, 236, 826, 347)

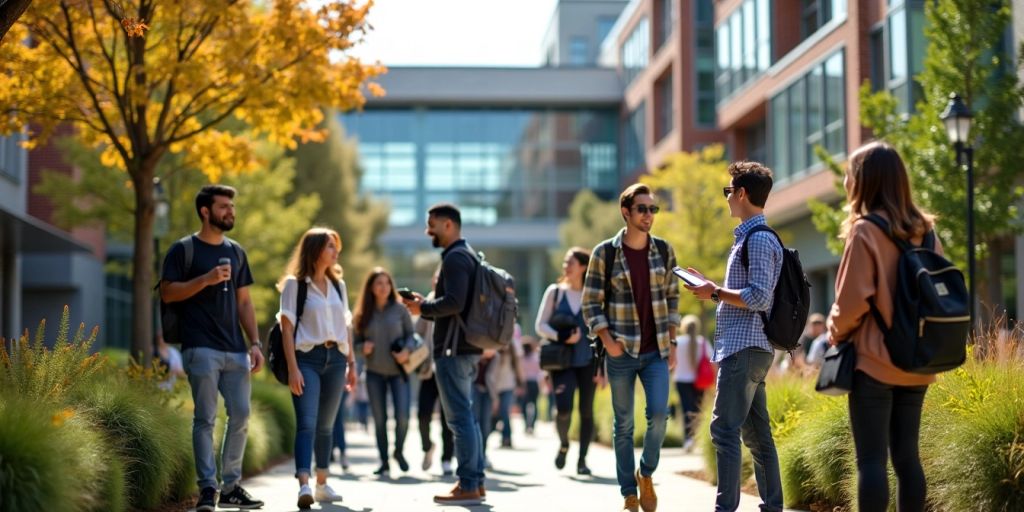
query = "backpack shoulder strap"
(295, 280, 309, 335)
(741, 225, 781, 268)
(863, 213, 917, 252)
(602, 241, 616, 299)
(224, 236, 245, 264)
(652, 237, 670, 268)
(182, 235, 195, 276)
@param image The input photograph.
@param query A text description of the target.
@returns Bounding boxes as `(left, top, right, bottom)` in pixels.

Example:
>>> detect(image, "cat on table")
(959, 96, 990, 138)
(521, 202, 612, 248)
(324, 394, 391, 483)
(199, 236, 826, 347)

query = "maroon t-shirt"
(622, 242, 659, 354)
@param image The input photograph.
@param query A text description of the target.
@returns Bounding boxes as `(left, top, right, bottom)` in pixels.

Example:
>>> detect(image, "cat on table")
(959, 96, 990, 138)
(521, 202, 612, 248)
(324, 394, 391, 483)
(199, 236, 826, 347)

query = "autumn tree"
(0, 0, 31, 42)
(290, 112, 388, 298)
(645, 145, 734, 331)
(0, 0, 383, 361)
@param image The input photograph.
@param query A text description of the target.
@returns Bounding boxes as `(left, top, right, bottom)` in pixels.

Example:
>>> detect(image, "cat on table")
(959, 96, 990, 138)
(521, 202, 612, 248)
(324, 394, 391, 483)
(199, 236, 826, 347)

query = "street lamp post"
(940, 92, 975, 331)
(153, 177, 170, 336)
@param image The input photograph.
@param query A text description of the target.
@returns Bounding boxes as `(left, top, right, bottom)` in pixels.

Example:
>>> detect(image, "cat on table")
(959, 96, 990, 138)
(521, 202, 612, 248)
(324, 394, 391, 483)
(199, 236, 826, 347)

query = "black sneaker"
(196, 487, 218, 512)
(218, 485, 264, 509)
(394, 451, 410, 472)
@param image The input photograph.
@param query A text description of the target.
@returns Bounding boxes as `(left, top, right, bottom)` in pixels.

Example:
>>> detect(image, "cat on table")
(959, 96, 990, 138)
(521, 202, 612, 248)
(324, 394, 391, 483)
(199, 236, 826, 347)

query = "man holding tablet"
(682, 161, 784, 512)
(581, 183, 679, 512)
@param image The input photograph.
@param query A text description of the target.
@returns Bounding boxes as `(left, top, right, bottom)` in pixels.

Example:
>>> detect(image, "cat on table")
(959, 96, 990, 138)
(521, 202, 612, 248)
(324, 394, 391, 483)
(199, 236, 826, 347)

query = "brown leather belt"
(323, 341, 337, 349)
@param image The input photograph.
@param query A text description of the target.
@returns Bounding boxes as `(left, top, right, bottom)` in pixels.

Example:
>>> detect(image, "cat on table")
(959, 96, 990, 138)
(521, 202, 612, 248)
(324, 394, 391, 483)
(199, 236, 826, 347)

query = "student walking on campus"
(517, 337, 542, 435)
(535, 247, 598, 475)
(415, 269, 456, 476)
(582, 184, 679, 512)
(402, 203, 487, 506)
(353, 267, 416, 477)
(673, 314, 713, 453)
(827, 142, 938, 512)
(683, 161, 784, 512)
(276, 227, 355, 509)
(159, 185, 265, 511)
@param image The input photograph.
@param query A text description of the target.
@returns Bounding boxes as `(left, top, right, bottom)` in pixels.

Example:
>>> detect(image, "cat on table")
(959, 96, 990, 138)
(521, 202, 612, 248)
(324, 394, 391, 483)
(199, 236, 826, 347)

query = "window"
(623, 102, 646, 172)
(657, 0, 677, 50)
(597, 16, 617, 46)
(695, 0, 716, 127)
(715, 0, 772, 103)
(0, 133, 25, 183)
(622, 18, 650, 85)
(769, 50, 846, 182)
(869, 27, 885, 91)
(656, 71, 674, 141)
(800, 0, 846, 40)
(747, 121, 768, 164)
(569, 37, 589, 66)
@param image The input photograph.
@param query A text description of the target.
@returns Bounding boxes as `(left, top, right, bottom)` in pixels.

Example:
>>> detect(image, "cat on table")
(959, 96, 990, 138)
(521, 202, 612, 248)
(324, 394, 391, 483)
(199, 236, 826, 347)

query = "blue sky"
(348, 0, 559, 67)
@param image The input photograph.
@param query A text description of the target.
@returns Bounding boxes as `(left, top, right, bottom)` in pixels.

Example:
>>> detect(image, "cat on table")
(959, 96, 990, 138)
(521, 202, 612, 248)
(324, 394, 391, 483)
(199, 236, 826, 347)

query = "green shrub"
(796, 396, 856, 508)
(251, 380, 296, 454)
(921, 359, 1024, 511)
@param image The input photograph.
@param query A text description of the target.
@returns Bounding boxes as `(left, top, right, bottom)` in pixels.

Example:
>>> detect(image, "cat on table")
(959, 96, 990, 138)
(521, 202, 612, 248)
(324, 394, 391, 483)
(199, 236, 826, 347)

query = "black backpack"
(266, 279, 344, 385)
(741, 225, 811, 352)
(158, 235, 244, 345)
(863, 214, 968, 374)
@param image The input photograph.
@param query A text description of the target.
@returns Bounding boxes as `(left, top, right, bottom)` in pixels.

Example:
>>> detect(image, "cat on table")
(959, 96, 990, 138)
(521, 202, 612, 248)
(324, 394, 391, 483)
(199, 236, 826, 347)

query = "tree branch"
(0, 0, 32, 44)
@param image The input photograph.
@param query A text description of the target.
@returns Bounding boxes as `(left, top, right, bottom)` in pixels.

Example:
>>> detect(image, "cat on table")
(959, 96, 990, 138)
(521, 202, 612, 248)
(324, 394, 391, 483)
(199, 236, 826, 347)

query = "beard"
(430, 234, 442, 248)
(211, 214, 234, 232)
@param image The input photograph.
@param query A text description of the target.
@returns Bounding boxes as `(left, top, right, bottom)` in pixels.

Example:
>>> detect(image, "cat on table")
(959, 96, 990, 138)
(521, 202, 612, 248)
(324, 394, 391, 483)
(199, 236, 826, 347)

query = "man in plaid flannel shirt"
(683, 162, 784, 512)
(582, 183, 679, 512)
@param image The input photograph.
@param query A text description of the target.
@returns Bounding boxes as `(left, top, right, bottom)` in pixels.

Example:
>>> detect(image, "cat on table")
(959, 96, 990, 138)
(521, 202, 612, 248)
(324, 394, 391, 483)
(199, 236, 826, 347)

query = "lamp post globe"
(940, 92, 975, 331)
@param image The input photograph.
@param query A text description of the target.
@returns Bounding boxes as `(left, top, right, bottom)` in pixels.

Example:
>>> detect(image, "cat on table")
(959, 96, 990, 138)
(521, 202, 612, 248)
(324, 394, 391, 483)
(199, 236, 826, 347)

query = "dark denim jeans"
(472, 386, 493, 459)
(332, 386, 349, 455)
(710, 348, 783, 512)
(366, 371, 410, 466)
(605, 351, 669, 497)
(183, 347, 252, 491)
(435, 354, 485, 490)
(291, 345, 348, 477)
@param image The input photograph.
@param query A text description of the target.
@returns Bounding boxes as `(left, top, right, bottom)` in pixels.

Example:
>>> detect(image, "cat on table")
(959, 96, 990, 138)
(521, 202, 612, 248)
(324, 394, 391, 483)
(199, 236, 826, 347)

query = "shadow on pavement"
(567, 474, 618, 486)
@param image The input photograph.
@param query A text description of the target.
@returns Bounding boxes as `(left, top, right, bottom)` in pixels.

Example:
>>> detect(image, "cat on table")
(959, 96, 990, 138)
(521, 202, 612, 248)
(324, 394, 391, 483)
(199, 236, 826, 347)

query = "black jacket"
(420, 239, 482, 357)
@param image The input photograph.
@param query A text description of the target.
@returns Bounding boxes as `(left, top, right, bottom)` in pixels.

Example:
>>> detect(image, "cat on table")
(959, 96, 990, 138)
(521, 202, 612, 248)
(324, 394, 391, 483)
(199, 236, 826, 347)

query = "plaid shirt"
(582, 229, 681, 359)
(712, 214, 783, 363)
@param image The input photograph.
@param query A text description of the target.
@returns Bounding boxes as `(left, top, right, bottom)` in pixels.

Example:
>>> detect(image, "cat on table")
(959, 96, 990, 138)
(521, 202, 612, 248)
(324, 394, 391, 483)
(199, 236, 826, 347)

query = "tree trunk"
(130, 162, 156, 363)
(0, 0, 32, 44)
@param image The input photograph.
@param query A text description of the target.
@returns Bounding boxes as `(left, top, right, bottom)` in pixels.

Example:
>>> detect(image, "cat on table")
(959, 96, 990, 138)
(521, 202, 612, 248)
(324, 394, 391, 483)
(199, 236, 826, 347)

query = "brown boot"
(479, 485, 486, 501)
(433, 483, 482, 506)
(636, 469, 657, 512)
(622, 494, 640, 512)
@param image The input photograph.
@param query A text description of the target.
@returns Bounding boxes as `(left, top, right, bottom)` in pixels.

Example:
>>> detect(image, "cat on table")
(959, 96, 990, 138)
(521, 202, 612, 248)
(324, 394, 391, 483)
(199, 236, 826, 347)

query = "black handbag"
(539, 288, 576, 371)
(815, 341, 856, 396)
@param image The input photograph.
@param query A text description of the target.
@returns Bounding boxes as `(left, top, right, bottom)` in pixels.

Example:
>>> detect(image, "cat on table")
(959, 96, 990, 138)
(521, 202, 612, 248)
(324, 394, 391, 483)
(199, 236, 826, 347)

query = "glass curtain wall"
(715, 0, 772, 103)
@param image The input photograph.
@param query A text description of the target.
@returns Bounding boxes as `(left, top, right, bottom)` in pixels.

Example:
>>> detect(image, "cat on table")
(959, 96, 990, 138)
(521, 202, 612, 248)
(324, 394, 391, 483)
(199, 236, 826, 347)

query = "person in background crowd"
(490, 325, 524, 450)
(353, 267, 416, 477)
(828, 141, 938, 512)
(155, 332, 186, 391)
(536, 247, 597, 475)
(415, 269, 456, 476)
(517, 335, 542, 435)
(159, 184, 265, 512)
(276, 227, 355, 509)
(673, 314, 713, 453)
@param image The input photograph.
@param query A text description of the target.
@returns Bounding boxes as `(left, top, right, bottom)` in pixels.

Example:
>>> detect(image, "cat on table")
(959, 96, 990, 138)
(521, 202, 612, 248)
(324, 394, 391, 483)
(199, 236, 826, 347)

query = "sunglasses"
(632, 204, 660, 215)
(722, 186, 737, 198)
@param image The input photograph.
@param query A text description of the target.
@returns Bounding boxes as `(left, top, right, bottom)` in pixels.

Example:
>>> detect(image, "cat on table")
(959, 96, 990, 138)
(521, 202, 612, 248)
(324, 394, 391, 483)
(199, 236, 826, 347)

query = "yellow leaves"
(51, 408, 75, 427)
(121, 17, 150, 38)
(366, 81, 386, 98)
(181, 130, 260, 182)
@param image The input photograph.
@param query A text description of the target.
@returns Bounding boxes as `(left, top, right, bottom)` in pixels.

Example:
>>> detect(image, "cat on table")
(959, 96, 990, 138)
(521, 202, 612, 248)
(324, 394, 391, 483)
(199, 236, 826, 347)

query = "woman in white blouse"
(277, 228, 356, 510)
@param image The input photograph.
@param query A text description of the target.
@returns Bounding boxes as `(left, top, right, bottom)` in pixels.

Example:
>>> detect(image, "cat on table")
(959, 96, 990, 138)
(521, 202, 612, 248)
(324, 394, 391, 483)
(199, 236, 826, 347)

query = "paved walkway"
(237, 417, 780, 511)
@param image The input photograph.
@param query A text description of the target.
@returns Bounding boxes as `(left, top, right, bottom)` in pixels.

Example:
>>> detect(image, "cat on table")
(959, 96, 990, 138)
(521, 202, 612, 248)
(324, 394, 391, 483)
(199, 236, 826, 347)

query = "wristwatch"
(710, 287, 722, 304)
(250, 340, 263, 350)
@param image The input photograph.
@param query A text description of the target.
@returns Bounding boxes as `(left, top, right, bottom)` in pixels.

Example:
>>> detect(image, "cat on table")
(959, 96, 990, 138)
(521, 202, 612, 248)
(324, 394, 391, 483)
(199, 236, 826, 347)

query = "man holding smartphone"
(160, 185, 264, 512)
(581, 183, 679, 512)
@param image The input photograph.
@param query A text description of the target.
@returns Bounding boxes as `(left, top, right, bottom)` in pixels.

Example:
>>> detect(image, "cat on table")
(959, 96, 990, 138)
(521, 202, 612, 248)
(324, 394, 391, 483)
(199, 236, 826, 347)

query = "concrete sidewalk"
(236, 416, 782, 512)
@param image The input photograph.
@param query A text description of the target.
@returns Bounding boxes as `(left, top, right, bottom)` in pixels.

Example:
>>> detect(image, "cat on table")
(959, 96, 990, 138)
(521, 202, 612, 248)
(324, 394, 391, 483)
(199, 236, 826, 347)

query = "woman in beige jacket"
(827, 141, 938, 512)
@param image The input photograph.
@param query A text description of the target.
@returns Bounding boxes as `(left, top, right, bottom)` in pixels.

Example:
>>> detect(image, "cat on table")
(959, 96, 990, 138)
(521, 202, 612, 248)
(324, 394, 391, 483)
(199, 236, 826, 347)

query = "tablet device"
(672, 266, 706, 287)
(396, 287, 416, 300)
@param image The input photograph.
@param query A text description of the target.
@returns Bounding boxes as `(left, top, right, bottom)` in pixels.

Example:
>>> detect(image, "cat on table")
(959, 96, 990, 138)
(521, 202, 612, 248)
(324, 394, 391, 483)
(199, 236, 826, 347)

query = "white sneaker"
(315, 483, 343, 503)
(441, 460, 454, 476)
(297, 484, 314, 510)
(423, 443, 436, 471)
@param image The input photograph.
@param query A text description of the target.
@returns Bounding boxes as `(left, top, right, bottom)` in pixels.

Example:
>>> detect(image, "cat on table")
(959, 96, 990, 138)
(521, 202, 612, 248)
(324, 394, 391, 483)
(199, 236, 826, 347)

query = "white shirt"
(673, 334, 713, 382)
(276, 276, 352, 355)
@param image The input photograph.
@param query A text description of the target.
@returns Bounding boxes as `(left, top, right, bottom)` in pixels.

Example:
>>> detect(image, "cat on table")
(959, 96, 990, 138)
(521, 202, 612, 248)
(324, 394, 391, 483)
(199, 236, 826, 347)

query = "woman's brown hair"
(558, 246, 591, 287)
(277, 227, 343, 291)
(352, 267, 397, 332)
(842, 141, 934, 240)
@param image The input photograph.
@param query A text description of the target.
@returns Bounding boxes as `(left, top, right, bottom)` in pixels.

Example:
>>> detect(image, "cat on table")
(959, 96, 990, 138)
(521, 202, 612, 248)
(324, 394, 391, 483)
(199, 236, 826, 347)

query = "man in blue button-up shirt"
(684, 162, 784, 512)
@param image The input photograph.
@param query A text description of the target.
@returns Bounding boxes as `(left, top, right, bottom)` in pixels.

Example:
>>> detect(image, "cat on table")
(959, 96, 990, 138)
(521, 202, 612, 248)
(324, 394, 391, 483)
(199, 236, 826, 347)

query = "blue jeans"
(332, 387, 349, 454)
(183, 347, 251, 491)
(496, 389, 515, 444)
(710, 348, 783, 512)
(472, 386, 493, 458)
(366, 371, 410, 465)
(435, 355, 485, 490)
(291, 346, 348, 477)
(605, 351, 669, 497)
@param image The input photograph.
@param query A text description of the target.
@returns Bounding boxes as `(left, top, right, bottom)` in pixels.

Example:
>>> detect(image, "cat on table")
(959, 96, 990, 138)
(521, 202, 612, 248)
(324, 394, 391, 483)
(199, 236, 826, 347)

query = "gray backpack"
(444, 247, 518, 353)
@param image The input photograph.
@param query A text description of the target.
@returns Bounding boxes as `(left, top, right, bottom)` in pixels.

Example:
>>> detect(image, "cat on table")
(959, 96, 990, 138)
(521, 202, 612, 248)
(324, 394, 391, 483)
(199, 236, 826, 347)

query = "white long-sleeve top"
(276, 276, 352, 356)
(534, 284, 583, 341)
(673, 334, 713, 383)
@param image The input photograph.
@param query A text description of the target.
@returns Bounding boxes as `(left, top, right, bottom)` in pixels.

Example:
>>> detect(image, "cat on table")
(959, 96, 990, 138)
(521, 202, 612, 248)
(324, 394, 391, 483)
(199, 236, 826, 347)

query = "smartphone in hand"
(672, 266, 706, 287)
(396, 287, 417, 300)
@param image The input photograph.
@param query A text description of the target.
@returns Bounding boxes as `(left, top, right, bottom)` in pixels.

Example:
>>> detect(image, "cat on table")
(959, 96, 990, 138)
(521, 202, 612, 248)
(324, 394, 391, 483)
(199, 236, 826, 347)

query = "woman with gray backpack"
(827, 141, 967, 511)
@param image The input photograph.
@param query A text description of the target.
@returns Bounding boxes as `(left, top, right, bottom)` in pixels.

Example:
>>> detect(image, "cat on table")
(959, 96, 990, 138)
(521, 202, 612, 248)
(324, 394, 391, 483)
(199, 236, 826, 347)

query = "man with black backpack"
(581, 184, 679, 512)
(402, 203, 487, 506)
(684, 162, 785, 512)
(159, 185, 265, 512)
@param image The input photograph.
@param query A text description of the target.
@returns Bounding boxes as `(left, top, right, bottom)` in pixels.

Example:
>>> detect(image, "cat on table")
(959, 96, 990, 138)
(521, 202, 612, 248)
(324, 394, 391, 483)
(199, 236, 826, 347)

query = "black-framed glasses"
(722, 187, 736, 198)
(632, 204, 660, 215)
